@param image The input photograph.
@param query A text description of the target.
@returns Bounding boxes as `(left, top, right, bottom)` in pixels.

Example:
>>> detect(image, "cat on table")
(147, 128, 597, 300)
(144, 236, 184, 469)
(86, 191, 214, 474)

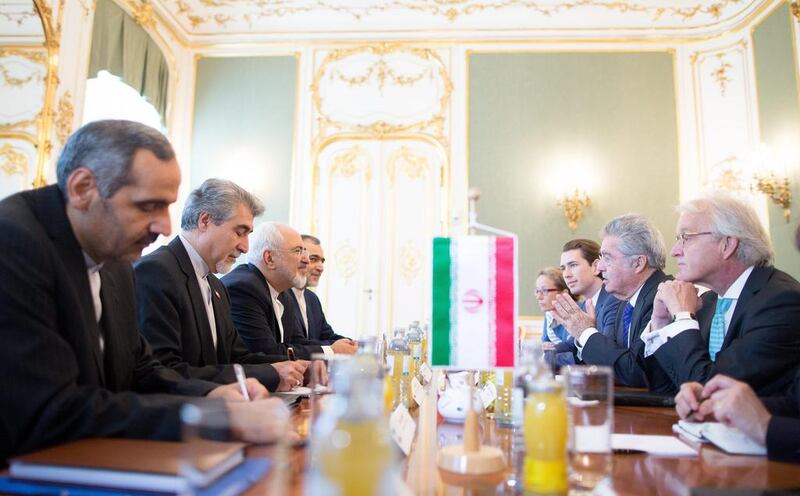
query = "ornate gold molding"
(710, 54, 732, 96)
(330, 145, 372, 180)
(55, 91, 74, 144)
(0, 143, 29, 177)
(791, 1, 799, 20)
(387, 145, 429, 181)
(398, 241, 422, 285)
(334, 241, 358, 279)
(0, 48, 48, 67)
(0, 115, 41, 133)
(0, 65, 43, 87)
(311, 44, 452, 141)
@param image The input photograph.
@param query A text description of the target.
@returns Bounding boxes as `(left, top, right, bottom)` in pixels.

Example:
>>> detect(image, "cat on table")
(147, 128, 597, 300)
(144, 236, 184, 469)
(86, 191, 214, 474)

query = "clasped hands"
(551, 295, 596, 340)
(675, 375, 771, 447)
(651, 280, 702, 330)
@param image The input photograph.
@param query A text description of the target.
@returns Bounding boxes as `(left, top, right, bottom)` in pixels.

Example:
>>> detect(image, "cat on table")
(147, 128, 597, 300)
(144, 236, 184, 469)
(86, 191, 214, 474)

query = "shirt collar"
(590, 287, 602, 307)
(178, 233, 210, 280)
(722, 266, 754, 300)
(628, 284, 643, 308)
(292, 287, 305, 299)
(82, 251, 103, 273)
(267, 281, 282, 302)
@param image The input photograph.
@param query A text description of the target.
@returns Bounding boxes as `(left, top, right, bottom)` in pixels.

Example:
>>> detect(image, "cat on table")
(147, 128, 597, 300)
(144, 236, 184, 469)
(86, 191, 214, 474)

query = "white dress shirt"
(179, 234, 217, 349)
(266, 281, 285, 343)
(575, 284, 643, 360)
(83, 252, 104, 351)
(640, 266, 754, 357)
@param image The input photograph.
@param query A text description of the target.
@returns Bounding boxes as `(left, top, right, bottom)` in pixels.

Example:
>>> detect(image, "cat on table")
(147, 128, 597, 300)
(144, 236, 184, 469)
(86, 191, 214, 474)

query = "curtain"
(88, 0, 169, 121)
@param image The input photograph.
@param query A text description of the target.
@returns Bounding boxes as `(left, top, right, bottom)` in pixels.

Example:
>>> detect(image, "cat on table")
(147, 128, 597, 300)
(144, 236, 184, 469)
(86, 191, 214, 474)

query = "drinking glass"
(564, 365, 614, 490)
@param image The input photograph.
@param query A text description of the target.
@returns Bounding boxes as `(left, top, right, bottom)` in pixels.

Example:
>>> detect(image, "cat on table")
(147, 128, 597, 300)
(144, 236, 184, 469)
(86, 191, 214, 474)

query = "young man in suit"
(552, 214, 671, 389)
(134, 179, 307, 392)
(559, 238, 620, 335)
(223, 222, 355, 360)
(0, 120, 289, 462)
(674, 217, 800, 463)
(644, 194, 800, 395)
(287, 235, 355, 348)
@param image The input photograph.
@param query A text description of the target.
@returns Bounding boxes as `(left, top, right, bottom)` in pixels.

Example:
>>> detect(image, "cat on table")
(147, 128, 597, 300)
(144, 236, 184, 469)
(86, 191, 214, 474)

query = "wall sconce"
(558, 189, 591, 231)
(749, 143, 793, 223)
(753, 172, 792, 222)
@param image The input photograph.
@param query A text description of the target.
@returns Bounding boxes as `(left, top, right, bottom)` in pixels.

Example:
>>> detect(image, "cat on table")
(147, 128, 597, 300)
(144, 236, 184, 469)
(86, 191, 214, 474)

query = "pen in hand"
(287, 346, 296, 362)
(233, 363, 251, 401)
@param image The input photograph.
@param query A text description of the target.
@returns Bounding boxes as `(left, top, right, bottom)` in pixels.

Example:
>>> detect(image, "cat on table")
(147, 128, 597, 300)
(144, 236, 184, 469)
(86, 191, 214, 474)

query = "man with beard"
(223, 222, 355, 360)
(287, 235, 355, 349)
(134, 179, 307, 392)
(0, 121, 289, 462)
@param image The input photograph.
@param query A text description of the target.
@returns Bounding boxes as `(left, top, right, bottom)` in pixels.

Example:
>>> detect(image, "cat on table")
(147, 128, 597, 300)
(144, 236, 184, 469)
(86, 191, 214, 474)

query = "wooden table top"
(245, 401, 800, 495)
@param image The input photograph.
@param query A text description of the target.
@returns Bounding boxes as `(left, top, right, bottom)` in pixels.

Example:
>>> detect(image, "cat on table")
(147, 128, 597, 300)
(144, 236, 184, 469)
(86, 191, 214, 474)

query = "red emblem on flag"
(461, 289, 484, 313)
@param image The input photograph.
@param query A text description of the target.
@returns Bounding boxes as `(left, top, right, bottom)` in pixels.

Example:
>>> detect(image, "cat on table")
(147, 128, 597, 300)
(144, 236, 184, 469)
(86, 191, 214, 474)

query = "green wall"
(192, 56, 297, 224)
(753, 3, 800, 280)
(469, 52, 680, 315)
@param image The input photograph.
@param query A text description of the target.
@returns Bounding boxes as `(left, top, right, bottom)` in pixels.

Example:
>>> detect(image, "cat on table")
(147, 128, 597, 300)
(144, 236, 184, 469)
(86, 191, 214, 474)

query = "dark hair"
(537, 266, 578, 301)
(56, 120, 174, 198)
(561, 238, 601, 265)
(181, 178, 264, 230)
(301, 234, 321, 245)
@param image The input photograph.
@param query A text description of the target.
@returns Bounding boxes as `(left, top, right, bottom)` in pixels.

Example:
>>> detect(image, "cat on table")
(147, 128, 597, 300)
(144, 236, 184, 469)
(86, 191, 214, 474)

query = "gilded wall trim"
(0, 143, 29, 177)
(55, 90, 74, 144)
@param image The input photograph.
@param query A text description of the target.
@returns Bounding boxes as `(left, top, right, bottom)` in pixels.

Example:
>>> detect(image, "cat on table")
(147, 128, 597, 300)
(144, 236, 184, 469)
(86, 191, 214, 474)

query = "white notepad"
(612, 434, 698, 457)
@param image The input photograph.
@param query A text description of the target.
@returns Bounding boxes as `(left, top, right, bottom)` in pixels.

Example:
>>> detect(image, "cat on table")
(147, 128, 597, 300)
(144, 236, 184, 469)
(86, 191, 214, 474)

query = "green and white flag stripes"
(431, 236, 517, 368)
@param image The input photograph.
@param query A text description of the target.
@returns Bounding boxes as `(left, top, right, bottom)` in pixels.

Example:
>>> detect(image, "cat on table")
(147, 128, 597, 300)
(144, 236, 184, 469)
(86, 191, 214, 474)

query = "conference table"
(244, 400, 800, 495)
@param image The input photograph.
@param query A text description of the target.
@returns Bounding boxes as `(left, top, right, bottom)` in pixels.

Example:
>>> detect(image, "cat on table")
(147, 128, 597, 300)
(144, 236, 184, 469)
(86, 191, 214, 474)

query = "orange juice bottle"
(523, 380, 567, 495)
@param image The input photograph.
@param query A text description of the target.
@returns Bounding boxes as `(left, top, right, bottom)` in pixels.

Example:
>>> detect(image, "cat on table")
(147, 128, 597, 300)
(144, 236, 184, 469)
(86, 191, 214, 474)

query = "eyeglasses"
(534, 288, 559, 296)
(284, 247, 309, 258)
(675, 232, 714, 244)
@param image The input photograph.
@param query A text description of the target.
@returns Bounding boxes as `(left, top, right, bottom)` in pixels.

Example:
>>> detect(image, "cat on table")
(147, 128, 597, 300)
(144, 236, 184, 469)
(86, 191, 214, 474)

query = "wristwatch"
(671, 311, 696, 322)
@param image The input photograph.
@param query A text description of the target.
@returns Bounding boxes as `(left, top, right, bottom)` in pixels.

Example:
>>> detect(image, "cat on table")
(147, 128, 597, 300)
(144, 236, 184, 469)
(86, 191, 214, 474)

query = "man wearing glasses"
(552, 214, 671, 389)
(223, 222, 353, 360)
(640, 194, 800, 395)
(286, 235, 356, 351)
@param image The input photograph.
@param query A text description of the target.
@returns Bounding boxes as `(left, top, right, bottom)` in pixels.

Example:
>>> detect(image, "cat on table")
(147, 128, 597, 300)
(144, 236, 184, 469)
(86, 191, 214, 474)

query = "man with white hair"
(552, 214, 671, 389)
(222, 222, 355, 360)
(643, 193, 800, 395)
(135, 179, 307, 392)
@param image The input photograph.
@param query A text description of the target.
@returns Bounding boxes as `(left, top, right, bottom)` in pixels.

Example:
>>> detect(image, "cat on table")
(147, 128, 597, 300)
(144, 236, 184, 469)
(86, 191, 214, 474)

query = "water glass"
(564, 365, 614, 490)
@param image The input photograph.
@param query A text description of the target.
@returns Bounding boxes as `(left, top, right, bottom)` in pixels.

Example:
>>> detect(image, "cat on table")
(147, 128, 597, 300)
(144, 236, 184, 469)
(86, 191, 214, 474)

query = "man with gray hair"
(552, 214, 671, 388)
(0, 121, 290, 462)
(223, 222, 356, 360)
(135, 178, 307, 392)
(643, 193, 800, 395)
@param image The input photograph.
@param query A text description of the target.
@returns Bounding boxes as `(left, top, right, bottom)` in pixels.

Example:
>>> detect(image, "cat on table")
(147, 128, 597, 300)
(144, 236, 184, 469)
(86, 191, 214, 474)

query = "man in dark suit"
(287, 235, 353, 346)
(645, 194, 800, 395)
(223, 222, 356, 360)
(134, 179, 306, 392)
(0, 121, 289, 462)
(552, 214, 671, 389)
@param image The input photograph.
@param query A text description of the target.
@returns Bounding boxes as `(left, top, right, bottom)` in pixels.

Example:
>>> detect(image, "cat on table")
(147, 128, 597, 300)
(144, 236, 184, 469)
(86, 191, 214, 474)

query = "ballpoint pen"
(287, 346, 296, 361)
(233, 363, 251, 401)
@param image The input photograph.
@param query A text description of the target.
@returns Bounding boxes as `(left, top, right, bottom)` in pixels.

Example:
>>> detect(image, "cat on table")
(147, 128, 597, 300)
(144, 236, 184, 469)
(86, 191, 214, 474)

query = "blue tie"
(709, 298, 733, 361)
(621, 302, 634, 347)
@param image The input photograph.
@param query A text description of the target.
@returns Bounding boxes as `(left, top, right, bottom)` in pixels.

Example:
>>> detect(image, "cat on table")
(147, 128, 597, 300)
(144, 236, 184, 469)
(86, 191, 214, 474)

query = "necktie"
(708, 298, 733, 361)
(621, 302, 634, 347)
(203, 275, 218, 349)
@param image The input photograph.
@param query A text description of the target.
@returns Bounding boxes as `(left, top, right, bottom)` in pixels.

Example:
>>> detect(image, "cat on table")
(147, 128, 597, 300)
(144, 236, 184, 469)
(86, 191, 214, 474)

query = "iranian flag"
(431, 236, 517, 368)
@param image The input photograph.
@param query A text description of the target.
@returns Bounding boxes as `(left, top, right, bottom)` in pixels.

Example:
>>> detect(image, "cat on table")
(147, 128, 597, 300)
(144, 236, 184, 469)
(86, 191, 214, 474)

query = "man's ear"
(720, 236, 740, 261)
(262, 249, 274, 269)
(197, 212, 212, 232)
(65, 167, 98, 210)
(632, 255, 648, 274)
(591, 258, 601, 276)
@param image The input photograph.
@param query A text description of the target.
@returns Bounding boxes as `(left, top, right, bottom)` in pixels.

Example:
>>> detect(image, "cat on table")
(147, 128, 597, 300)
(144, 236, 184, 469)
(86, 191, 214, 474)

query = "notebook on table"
(9, 438, 246, 493)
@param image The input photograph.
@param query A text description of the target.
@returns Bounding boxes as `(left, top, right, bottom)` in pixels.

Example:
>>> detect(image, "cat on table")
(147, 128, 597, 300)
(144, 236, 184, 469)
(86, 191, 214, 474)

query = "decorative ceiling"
(146, 0, 774, 43)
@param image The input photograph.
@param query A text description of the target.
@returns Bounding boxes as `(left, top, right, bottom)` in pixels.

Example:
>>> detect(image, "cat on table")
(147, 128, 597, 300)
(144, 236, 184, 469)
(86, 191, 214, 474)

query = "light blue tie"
(708, 297, 733, 361)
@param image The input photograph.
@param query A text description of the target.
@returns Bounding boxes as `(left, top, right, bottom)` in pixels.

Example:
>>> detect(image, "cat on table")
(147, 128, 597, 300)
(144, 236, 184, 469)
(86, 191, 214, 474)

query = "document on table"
(612, 434, 697, 457)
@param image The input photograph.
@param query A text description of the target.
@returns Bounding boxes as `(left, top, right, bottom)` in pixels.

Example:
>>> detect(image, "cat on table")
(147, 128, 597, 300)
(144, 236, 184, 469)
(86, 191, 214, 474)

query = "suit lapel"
(630, 270, 665, 339)
(723, 267, 767, 349)
(97, 268, 120, 387)
(36, 186, 105, 383)
(208, 275, 229, 363)
(169, 237, 217, 365)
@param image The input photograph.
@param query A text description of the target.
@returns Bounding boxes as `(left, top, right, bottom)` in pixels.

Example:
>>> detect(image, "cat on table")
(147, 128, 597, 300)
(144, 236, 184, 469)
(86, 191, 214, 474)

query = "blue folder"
(0, 458, 270, 496)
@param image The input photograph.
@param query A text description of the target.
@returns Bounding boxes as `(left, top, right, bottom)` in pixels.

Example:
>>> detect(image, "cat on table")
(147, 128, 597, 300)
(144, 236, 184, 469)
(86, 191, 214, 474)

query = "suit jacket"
(134, 237, 282, 391)
(222, 263, 323, 360)
(0, 185, 218, 462)
(763, 369, 800, 463)
(541, 314, 576, 367)
(581, 269, 670, 388)
(651, 266, 800, 396)
(593, 286, 620, 334)
(288, 289, 349, 344)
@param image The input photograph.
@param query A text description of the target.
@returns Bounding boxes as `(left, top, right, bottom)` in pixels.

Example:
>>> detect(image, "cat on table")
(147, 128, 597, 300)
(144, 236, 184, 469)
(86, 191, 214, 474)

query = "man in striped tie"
(641, 193, 800, 396)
